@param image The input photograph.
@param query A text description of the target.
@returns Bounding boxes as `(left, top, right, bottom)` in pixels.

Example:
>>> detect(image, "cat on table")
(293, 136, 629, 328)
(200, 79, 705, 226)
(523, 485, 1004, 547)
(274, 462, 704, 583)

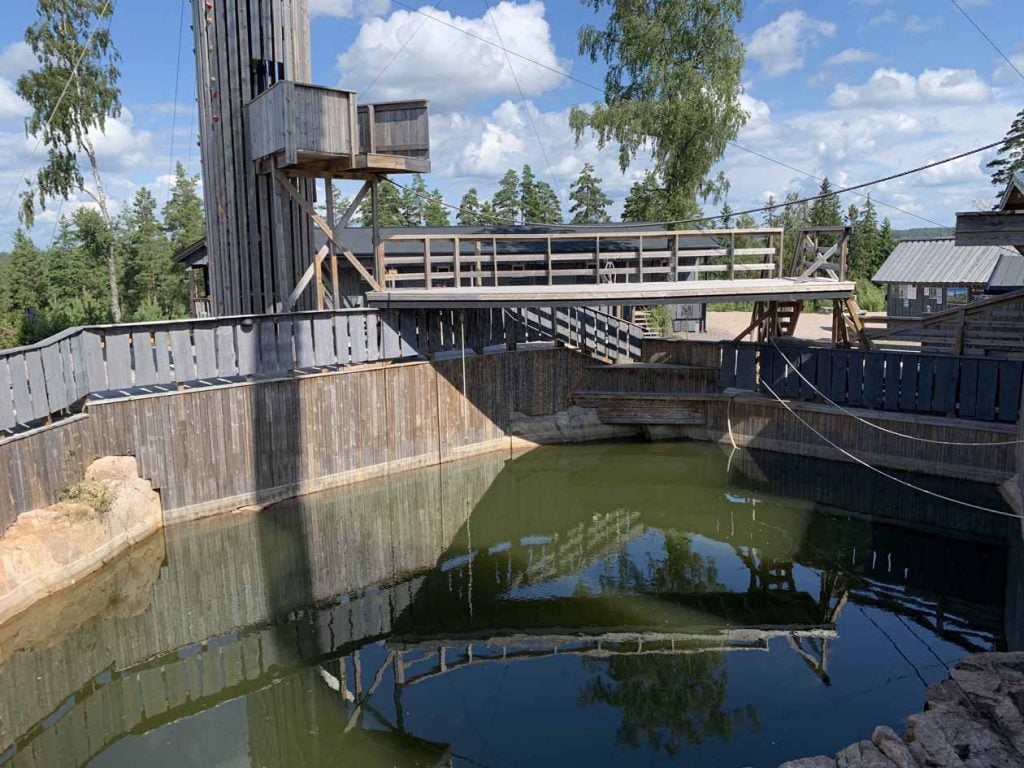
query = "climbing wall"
(191, 0, 317, 315)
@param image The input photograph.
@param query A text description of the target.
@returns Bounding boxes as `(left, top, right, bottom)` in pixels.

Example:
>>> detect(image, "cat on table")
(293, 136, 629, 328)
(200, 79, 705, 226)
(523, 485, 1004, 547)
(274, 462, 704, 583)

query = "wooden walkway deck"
(367, 277, 855, 309)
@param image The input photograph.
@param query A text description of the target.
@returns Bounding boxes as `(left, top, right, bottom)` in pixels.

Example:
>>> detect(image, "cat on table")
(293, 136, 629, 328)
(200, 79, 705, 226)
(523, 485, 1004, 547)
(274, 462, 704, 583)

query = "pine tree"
(848, 198, 881, 278)
(719, 202, 734, 228)
(120, 187, 185, 319)
(622, 171, 701, 223)
(45, 209, 112, 331)
(423, 189, 450, 226)
(809, 178, 842, 228)
(491, 169, 520, 224)
(457, 188, 483, 226)
(763, 195, 777, 228)
(519, 165, 539, 223)
(568, 163, 612, 224)
(876, 217, 897, 277)
(7, 230, 47, 314)
(399, 174, 429, 225)
(162, 162, 205, 252)
(987, 107, 1024, 199)
(357, 180, 406, 226)
(478, 200, 500, 225)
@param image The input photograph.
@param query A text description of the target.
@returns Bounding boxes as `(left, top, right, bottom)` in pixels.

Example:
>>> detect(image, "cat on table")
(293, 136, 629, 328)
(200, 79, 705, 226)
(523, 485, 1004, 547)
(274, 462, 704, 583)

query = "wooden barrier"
(720, 341, 1024, 423)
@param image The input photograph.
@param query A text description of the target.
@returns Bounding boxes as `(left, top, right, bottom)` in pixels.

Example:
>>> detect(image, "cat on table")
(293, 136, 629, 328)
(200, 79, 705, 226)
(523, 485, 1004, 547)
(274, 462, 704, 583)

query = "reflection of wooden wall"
(0, 453, 498, 755)
(0, 348, 588, 526)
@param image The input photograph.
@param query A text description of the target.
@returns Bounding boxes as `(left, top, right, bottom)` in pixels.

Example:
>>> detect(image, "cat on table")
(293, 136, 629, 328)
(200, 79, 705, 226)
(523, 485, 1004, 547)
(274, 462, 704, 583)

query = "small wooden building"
(872, 238, 1003, 318)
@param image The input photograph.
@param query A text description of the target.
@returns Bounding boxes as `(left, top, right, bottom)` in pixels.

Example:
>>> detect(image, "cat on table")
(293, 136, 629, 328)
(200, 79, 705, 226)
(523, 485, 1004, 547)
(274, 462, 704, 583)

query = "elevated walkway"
(367, 276, 854, 309)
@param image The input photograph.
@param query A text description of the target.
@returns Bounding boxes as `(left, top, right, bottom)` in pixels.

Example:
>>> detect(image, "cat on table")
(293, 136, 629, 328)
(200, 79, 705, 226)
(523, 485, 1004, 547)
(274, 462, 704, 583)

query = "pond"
(0, 442, 1018, 768)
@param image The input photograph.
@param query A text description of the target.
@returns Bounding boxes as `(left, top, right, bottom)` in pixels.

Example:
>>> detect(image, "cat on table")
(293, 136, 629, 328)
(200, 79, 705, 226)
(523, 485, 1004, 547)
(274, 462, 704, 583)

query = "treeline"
(0, 163, 203, 347)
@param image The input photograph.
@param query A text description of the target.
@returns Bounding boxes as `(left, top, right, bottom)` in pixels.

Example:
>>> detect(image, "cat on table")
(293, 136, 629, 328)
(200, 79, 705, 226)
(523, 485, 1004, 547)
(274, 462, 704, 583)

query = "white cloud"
(336, 2, 569, 110)
(830, 67, 991, 108)
(748, 11, 837, 78)
(868, 10, 897, 27)
(994, 46, 1024, 82)
(824, 48, 877, 67)
(0, 42, 34, 81)
(310, 0, 390, 19)
(904, 15, 942, 34)
(0, 79, 29, 122)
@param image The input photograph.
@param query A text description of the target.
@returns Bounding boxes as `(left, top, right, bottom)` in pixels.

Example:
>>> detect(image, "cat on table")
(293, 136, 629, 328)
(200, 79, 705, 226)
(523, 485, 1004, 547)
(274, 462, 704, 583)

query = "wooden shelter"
(956, 171, 1024, 255)
(191, 0, 430, 316)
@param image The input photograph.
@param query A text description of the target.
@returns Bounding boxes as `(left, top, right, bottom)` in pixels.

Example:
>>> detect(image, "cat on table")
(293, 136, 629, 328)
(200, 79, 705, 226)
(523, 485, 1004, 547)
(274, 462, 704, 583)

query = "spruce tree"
(876, 218, 897, 277)
(457, 188, 483, 225)
(162, 162, 205, 252)
(8, 230, 47, 321)
(478, 200, 500, 225)
(120, 187, 185, 319)
(569, 162, 612, 224)
(809, 178, 842, 228)
(357, 181, 406, 226)
(987, 107, 1024, 198)
(491, 169, 520, 224)
(399, 174, 429, 225)
(521, 164, 562, 224)
(423, 189, 450, 226)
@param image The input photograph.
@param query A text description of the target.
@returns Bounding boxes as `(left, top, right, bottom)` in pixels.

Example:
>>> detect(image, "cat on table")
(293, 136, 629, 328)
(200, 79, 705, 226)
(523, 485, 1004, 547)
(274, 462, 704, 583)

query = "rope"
(766, 338, 1024, 446)
(759, 379, 1021, 518)
(950, 0, 1024, 82)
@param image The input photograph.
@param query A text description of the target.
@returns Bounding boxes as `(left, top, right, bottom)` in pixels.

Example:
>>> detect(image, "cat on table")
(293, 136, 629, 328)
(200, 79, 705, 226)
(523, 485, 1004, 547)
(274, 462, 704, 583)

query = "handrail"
(509, 306, 644, 363)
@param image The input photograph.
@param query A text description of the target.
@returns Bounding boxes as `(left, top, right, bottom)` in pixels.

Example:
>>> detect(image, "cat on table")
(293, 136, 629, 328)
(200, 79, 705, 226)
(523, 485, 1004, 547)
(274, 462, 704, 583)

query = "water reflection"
(0, 442, 1015, 768)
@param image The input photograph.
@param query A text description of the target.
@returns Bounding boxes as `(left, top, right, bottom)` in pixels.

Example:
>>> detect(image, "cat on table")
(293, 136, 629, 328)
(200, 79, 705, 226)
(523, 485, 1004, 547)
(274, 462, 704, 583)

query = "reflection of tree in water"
(579, 654, 758, 755)
(581, 529, 758, 756)
(602, 530, 725, 595)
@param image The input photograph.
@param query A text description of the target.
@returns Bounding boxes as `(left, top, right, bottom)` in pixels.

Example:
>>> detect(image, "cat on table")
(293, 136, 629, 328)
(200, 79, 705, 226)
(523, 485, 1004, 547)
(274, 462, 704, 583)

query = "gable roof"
(998, 170, 1024, 212)
(872, 238, 1003, 285)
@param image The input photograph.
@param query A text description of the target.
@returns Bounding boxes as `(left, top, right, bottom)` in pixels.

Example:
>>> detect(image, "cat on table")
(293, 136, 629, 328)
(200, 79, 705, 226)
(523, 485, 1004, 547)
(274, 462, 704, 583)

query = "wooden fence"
(720, 342, 1024, 423)
(0, 306, 643, 437)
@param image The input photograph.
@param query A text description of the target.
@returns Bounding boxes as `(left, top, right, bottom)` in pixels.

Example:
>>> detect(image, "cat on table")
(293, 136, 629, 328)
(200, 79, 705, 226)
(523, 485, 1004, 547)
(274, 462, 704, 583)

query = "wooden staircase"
(776, 301, 802, 337)
(630, 308, 661, 338)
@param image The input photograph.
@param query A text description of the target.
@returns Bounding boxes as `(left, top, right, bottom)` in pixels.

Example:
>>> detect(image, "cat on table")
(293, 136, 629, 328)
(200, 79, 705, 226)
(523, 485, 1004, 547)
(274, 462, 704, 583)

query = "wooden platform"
(366, 277, 855, 309)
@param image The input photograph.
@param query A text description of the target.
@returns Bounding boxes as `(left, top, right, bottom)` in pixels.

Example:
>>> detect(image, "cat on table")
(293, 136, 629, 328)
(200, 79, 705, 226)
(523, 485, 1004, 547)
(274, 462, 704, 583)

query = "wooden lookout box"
(246, 82, 430, 177)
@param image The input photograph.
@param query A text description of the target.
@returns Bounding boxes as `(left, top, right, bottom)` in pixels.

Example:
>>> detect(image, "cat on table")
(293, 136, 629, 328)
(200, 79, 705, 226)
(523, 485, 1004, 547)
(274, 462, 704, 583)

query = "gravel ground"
(675, 309, 836, 342)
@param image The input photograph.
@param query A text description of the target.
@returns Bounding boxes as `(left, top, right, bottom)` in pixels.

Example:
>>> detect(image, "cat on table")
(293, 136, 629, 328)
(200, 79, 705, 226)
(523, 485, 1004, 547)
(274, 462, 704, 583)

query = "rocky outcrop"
(510, 406, 639, 444)
(0, 456, 162, 626)
(780, 653, 1024, 767)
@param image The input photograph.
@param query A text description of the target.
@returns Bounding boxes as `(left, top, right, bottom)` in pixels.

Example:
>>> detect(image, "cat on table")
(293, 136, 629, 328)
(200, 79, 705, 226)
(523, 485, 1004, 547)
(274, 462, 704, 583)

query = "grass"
(59, 482, 115, 515)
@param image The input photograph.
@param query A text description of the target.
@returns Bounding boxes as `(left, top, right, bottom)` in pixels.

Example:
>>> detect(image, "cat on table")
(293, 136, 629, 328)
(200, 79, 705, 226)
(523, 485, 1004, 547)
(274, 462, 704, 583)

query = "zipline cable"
(759, 378, 1020, 518)
(765, 337, 1024, 446)
(481, 0, 566, 209)
(950, 0, 1024, 83)
(387, 0, 1015, 239)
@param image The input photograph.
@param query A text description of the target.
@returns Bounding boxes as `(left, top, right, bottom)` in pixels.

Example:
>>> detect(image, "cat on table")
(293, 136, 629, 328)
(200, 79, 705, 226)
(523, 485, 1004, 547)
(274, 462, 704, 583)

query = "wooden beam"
(272, 167, 380, 291)
(283, 245, 330, 311)
(955, 211, 1024, 247)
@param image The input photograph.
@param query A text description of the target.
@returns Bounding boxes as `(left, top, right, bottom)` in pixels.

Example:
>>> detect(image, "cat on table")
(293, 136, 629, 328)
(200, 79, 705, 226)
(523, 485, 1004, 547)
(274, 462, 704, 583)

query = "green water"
(0, 442, 1016, 768)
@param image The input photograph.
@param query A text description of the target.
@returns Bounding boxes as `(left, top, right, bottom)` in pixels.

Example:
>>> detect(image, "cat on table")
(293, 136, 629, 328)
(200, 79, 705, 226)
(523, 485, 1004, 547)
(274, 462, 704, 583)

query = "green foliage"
(422, 189, 450, 226)
(855, 277, 885, 312)
(162, 162, 206, 251)
(457, 188, 483, 225)
(622, 171, 702, 223)
(520, 165, 562, 224)
(18, 0, 123, 320)
(987, 107, 1024, 199)
(357, 180, 406, 226)
(570, 0, 746, 207)
(59, 480, 114, 514)
(569, 162, 612, 224)
(647, 305, 672, 336)
(492, 169, 520, 224)
(120, 187, 187, 319)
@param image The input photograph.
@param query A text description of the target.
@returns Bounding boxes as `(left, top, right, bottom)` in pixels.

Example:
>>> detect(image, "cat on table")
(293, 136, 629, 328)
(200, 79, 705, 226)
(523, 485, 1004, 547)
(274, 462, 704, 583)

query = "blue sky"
(1, 0, 1022, 249)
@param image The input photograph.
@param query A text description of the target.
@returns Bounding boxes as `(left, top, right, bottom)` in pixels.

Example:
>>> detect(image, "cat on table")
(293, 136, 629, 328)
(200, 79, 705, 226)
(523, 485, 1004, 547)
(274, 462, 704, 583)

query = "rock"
(510, 406, 639, 444)
(836, 740, 897, 768)
(872, 726, 917, 768)
(84, 455, 140, 482)
(0, 456, 163, 625)
(780, 758, 836, 768)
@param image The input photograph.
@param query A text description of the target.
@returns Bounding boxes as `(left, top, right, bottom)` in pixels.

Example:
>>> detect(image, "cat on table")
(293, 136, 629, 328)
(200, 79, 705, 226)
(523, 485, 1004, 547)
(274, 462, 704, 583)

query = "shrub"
(855, 278, 885, 312)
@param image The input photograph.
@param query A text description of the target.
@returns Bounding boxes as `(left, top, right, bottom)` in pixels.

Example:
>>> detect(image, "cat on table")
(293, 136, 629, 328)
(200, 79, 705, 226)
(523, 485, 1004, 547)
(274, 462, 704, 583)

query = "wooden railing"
(379, 227, 784, 290)
(0, 309, 512, 436)
(720, 341, 1024, 423)
(507, 306, 644, 363)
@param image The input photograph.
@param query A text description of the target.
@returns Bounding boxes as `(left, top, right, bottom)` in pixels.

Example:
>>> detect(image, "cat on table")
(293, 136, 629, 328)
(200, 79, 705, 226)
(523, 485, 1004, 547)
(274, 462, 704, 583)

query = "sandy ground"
(677, 309, 836, 343)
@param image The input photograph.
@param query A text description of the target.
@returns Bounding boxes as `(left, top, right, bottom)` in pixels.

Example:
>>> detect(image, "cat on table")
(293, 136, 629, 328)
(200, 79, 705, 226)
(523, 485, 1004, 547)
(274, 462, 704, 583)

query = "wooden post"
(372, 179, 384, 287)
(492, 237, 498, 286)
(594, 236, 601, 282)
(672, 234, 679, 282)
(638, 235, 644, 283)
(546, 236, 553, 285)
(474, 240, 482, 287)
(325, 179, 339, 308)
(424, 237, 432, 290)
(453, 236, 461, 287)
(728, 233, 736, 280)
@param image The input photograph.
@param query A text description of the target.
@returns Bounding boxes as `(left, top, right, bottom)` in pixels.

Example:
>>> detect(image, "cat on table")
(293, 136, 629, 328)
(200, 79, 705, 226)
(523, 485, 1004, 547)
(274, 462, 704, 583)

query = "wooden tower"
(191, 0, 430, 316)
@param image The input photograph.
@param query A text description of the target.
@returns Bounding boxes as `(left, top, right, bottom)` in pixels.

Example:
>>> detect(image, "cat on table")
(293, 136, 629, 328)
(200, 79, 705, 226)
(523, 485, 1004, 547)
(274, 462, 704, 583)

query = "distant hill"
(895, 227, 954, 240)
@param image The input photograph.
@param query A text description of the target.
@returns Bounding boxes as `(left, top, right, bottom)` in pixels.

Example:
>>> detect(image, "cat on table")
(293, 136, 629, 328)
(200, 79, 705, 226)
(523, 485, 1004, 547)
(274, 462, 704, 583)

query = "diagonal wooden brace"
(272, 167, 381, 292)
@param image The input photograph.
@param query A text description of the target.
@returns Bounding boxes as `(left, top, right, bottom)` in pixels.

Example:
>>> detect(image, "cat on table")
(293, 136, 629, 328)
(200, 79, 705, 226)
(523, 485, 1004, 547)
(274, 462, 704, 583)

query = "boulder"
(836, 740, 897, 768)
(872, 726, 917, 768)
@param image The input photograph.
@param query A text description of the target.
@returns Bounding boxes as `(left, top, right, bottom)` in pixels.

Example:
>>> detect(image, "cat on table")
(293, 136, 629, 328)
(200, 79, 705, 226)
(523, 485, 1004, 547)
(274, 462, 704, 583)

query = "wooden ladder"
(776, 301, 802, 337)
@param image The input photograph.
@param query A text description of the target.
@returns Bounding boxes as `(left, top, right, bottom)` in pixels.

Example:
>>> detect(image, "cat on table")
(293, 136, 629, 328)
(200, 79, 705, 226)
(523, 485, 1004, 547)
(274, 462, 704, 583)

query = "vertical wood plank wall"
(0, 348, 585, 530)
(192, 0, 316, 314)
